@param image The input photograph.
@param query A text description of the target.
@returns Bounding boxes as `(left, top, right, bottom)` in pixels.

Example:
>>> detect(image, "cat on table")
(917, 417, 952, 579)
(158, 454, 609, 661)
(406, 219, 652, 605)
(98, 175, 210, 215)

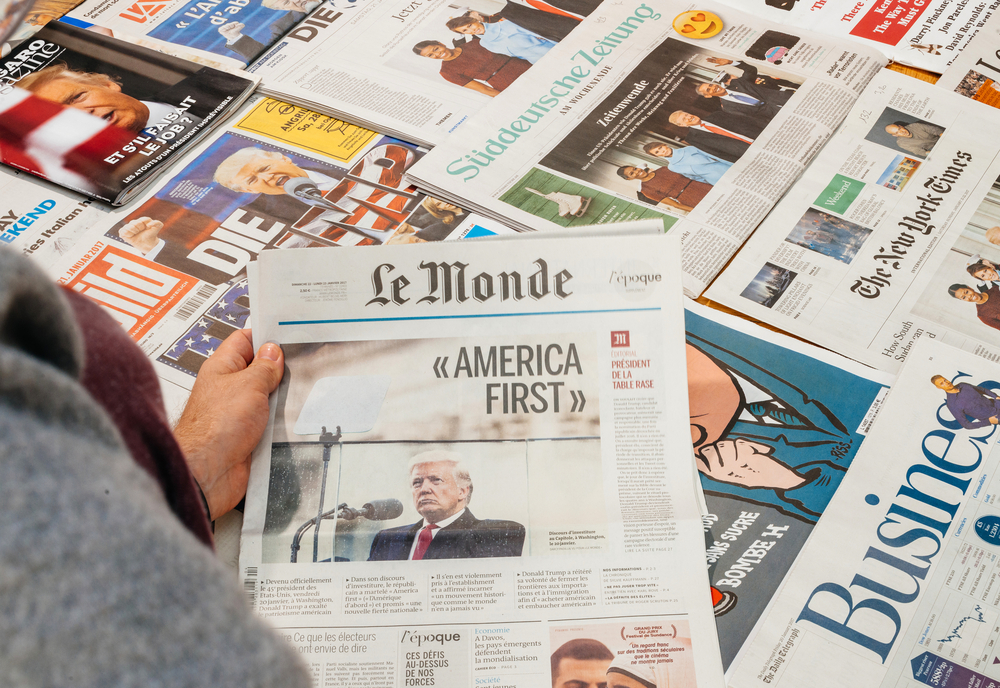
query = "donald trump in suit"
(367, 450, 525, 560)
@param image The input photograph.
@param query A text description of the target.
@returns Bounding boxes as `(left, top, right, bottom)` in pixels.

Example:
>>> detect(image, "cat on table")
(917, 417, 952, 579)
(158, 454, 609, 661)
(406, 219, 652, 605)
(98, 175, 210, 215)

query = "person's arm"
(659, 196, 694, 212)
(463, 80, 500, 96)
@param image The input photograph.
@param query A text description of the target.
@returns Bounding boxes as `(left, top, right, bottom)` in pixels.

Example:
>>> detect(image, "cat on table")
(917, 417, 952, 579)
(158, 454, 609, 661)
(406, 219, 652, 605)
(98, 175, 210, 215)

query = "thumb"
(243, 341, 284, 394)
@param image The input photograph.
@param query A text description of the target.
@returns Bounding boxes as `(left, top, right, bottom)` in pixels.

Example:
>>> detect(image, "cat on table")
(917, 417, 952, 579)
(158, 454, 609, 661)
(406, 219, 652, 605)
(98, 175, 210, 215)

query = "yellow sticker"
(235, 99, 378, 162)
(672, 10, 723, 39)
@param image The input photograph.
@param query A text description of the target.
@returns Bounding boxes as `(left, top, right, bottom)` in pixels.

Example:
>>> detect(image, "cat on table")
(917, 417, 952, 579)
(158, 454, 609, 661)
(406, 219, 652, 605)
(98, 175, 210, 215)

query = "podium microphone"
(284, 176, 350, 214)
(339, 498, 404, 521)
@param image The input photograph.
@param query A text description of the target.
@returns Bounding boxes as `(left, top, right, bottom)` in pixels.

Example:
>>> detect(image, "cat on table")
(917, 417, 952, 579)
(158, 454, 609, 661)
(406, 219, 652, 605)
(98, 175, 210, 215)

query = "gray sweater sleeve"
(0, 249, 311, 688)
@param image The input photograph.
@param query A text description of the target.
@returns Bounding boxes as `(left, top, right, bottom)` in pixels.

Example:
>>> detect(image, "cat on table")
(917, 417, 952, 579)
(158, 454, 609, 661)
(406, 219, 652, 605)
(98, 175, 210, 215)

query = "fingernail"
(259, 341, 282, 361)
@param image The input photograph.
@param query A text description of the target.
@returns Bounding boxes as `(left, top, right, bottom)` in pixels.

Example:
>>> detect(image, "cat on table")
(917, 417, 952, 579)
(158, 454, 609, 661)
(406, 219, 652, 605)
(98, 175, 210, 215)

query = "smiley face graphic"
(673, 10, 723, 39)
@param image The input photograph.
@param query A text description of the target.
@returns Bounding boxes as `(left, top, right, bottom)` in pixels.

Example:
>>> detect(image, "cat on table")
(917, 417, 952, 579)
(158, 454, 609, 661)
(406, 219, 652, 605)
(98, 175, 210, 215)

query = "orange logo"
(119, 1, 167, 23)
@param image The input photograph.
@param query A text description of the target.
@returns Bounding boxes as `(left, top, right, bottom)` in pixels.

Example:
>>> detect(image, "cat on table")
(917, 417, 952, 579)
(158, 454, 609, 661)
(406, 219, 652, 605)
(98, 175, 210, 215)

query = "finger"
(735, 438, 774, 455)
(243, 342, 284, 394)
(206, 329, 256, 374)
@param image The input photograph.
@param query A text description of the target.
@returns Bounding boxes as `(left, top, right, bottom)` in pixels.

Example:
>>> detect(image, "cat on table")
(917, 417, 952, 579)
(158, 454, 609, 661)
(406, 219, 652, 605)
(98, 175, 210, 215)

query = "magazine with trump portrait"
(0, 21, 256, 204)
(237, 233, 727, 686)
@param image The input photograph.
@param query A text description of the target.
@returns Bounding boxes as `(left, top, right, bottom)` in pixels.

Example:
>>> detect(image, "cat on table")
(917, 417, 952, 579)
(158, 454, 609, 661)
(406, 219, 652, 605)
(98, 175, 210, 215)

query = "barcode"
(243, 566, 258, 605)
(174, 283, 216, 321)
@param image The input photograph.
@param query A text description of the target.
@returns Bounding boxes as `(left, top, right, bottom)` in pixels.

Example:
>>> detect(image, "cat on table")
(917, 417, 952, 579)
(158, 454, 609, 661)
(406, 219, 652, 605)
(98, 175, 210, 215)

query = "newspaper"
(405, 0, 887, 297)
(238, 233, 726, 687)
(0, 21, 257, 205)
(55, 0, 336, 69)
(42, 95, 513, 414)
(0, 166, 110, 269)
(245, 0, 599, 147)
(705, 68, 1000, 373)
(684, 300, 894, 671)
(727, 336, 1000, 688)
(714, 0, 998, 73)
(937, 9, 1000, 106)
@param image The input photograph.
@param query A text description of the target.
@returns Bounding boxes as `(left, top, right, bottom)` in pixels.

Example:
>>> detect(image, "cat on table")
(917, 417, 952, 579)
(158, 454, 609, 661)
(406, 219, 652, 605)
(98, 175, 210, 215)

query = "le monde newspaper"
(239, 233, 725, 688)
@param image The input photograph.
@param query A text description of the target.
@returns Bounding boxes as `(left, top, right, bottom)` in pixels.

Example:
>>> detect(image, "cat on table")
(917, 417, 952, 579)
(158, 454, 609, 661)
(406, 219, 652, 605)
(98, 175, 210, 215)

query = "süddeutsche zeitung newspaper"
(706, 68, 1000, 373)
(239, 234, 725, 687)
(406, 0, 886, 296)
(728, 336, 1000, 688)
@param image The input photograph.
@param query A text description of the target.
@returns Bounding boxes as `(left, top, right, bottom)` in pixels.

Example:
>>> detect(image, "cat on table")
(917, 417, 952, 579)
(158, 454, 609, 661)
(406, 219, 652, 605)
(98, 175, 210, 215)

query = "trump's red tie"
(412, 524, 438, 560)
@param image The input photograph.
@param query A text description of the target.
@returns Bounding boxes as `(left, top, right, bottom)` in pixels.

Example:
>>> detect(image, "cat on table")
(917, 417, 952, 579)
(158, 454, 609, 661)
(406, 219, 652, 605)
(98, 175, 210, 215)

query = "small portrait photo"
(783, 207, 872, 264)
(864, 106, 946, 160)
(912, 175, 1000, 345)
(550, 620, 695, 688)
(877, 155, 921, 191)
(740, 263, 796, 308)
(386, 0, 594, 98)
(537, 38, 802, 216)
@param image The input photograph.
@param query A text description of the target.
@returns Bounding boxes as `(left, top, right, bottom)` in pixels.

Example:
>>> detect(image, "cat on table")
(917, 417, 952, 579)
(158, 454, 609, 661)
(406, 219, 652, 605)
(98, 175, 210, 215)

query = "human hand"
(218, 21, 245, 40)
(706, 57, 732, 66)
(119, 216, 163, 254)
(174, 330, 283, 520)
(991, 416, 998, 424)
(468, 10, 488, 20)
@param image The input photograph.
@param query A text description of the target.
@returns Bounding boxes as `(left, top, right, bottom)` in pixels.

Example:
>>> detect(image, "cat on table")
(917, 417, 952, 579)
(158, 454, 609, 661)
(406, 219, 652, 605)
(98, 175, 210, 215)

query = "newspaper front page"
(937, 9, 1000, 107)
(713, 0, 997, 73)
(684, 300, 894, 671)
(706, 67, 1000, 373)
(239, 233, 726, 688)
(405, 0, 886, 297)
(728, 336, 1000, 688)
(246, 0, 599, 147)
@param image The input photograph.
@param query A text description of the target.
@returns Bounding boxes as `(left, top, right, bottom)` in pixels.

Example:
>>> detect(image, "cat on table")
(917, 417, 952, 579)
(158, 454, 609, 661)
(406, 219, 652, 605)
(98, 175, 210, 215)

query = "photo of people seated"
(533, 41, 801, 217)
(392, 0, 595, 97)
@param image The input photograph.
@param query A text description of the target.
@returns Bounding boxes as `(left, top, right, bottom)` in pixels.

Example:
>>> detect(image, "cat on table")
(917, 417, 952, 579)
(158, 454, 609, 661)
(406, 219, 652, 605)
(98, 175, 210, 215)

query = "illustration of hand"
(218, 21, 245, 41)
(696, 438, 804, 490)
(118, 216, 163, 254)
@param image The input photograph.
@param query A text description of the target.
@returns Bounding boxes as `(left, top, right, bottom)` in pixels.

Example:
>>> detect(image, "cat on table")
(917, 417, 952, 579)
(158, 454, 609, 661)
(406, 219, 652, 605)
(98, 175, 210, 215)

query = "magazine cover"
(240, 233, 727, 687)
(685, 301, 893, 670)
(0, 21, 256, 204)
(728, 337, 1000, 688)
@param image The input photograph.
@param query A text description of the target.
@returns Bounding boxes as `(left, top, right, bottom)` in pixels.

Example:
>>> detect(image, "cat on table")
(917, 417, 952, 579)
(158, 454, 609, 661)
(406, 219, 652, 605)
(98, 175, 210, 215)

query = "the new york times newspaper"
(0, 21, 255, 204)
(684, 300, 892, 671)
(706, 68, 1000, 374)
(728, 337, 1000, 688)
(239, 233, 726, 687)
(406, 0, 887, 297)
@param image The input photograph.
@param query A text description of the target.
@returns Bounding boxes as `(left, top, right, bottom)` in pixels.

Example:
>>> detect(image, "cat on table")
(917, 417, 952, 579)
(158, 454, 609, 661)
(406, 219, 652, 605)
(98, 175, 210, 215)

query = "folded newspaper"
(684, 300, 893, 671)
(937, 8, 1000, 107)
(728, 336, 1000, 688)
(714, 0, 997, 73)
(405, 0, 887, 296)
(239, 233, 726, 687)
(245, 0, 600, 147)
(705, 67, 1000, 372)
(0, 21, 257, 205)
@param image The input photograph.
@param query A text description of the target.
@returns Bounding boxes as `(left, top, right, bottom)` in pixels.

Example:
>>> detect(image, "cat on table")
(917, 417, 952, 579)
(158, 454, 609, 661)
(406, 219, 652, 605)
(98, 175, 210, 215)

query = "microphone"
(339, 499, 404, 521)
(283, 176, 349, 214)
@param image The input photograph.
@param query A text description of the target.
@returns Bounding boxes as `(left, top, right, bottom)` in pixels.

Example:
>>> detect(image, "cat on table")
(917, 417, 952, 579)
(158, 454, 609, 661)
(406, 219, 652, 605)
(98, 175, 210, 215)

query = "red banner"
(849, 0, 929, 45)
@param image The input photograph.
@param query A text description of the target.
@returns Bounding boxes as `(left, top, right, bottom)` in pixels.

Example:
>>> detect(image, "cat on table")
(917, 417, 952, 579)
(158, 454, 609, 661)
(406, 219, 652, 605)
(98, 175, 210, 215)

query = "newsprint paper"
(685, 300, 893, 671)
(728, 336, 1000, 688)
(937, 9, 1000, 109)
(239, 234, 726, 688)
(406, 0, 886, 296)
(706, 67, 1000, 373)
